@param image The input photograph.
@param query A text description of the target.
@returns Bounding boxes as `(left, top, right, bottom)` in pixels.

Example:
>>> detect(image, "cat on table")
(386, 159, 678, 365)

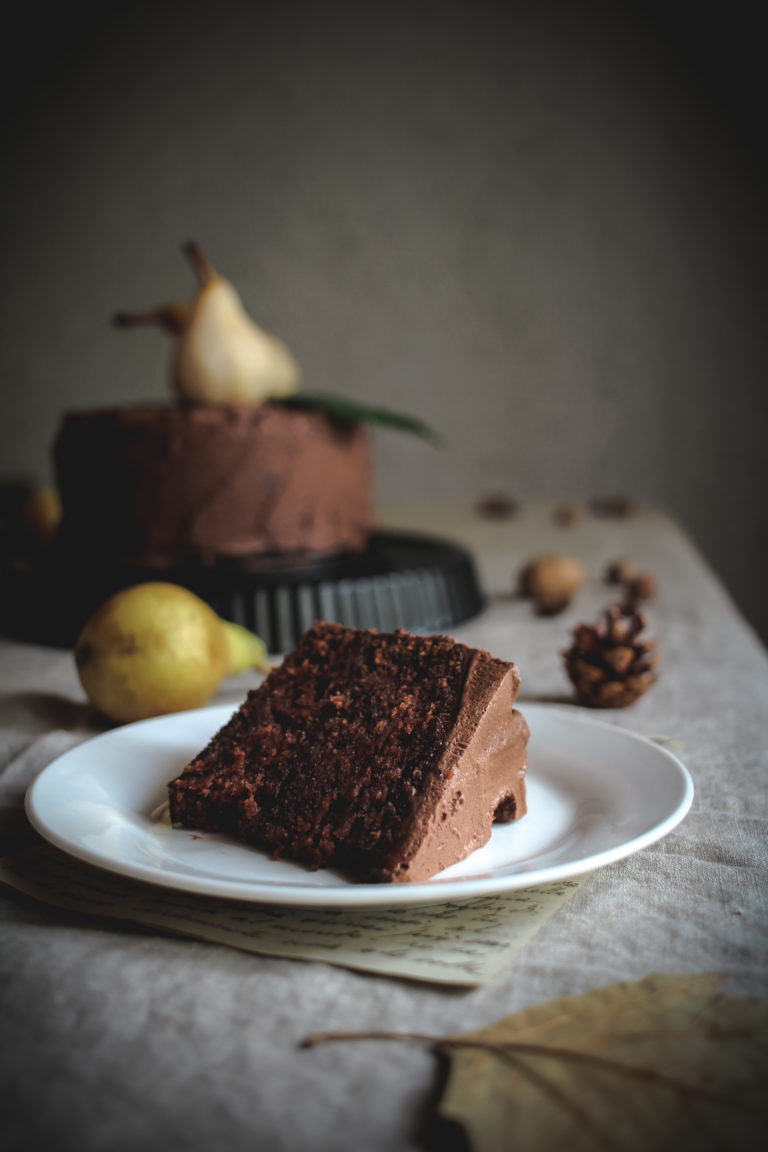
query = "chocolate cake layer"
(167, 622, 528, 883)
(54, 402, 373, 567)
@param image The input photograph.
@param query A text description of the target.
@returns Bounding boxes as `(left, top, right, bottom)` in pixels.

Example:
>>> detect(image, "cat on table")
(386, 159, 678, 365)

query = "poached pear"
(114, 242, 300, 405)
(74, 582, 270, 724)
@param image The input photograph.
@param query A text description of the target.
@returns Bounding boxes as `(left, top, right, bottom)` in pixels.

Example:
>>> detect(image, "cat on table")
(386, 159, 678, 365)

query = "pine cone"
(564, 603, 658, 707)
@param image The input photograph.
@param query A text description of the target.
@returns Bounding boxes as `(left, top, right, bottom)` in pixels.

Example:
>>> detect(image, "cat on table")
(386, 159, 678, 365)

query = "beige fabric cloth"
(1, 502, 766, 1152)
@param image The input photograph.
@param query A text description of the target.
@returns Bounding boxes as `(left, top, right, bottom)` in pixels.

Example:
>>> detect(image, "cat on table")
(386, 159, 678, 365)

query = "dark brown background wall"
(1, 1, 766, 642)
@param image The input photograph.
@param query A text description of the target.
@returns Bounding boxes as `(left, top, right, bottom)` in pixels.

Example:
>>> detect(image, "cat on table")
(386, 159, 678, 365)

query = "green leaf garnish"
(277, 391, 441, 444)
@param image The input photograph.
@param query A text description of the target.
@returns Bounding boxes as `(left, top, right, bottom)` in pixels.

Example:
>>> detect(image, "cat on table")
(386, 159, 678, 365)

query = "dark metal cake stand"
(1, 531, 485, 652)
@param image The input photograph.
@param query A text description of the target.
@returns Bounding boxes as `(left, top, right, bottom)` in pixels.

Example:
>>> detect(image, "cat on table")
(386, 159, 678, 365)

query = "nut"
(554, 503, 583, 528)
(591, 495, 635, 518)
(624, 572, 657, 601)
(519, 553, 586, 614)
(477, 492, 518, 519)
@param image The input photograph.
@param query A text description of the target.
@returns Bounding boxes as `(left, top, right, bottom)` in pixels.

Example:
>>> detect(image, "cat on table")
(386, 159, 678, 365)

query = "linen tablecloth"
(1, 501, 766, 1151)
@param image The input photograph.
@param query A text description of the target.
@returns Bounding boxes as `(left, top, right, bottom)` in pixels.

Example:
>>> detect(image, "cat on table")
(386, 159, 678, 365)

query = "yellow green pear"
(114, 242, 300, 405)
(74, 582, 270, 724)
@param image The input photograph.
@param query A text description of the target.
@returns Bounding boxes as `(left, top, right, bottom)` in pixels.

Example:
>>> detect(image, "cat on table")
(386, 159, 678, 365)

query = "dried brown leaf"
(438, 973, 768, 1151)
(302, 974, 767, 1151)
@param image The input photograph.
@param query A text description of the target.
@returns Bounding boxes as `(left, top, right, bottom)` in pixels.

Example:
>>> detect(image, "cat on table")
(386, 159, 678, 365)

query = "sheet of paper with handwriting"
(0, 841, 589, 987)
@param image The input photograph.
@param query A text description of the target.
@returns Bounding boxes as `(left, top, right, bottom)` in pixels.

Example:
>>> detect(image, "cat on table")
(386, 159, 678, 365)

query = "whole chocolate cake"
(167, 622, 528, 883)
(53, 243, 374, 571)
(54, 402, 372, 567)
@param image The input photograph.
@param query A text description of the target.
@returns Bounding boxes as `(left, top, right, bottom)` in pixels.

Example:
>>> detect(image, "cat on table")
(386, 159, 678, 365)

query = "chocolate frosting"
(384, 652, 528, 882)
(54, 402, 373, 566)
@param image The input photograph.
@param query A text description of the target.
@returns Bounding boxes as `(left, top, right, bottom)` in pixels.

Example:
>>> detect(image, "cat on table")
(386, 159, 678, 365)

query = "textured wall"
(1, 1, 766, 641)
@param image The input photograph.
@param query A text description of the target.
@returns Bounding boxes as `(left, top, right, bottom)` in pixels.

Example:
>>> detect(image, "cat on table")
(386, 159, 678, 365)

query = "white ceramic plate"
(25, 703, 693, 908)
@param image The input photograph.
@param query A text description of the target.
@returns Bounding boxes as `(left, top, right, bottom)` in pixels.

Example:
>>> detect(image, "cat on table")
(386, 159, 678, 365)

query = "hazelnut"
(519, 553, 586, 613)
(477, 492, 518, 519)
(591, 495, 635, 518)
(554, 503, 583, 528)
(625, 572, 657, 601)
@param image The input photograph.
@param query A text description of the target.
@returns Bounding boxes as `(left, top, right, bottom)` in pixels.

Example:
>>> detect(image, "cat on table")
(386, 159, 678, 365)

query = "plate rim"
(24, 702, 694, 908)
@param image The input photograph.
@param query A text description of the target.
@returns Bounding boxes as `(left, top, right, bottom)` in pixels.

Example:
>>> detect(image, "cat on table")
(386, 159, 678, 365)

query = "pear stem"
(113, 305, 189, 335)
(183, 241, 216, 286)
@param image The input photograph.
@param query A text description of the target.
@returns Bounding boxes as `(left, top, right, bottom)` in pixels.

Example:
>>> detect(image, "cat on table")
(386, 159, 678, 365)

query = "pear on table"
(114, 242, 300, 405)
(74, 582, 271, 725)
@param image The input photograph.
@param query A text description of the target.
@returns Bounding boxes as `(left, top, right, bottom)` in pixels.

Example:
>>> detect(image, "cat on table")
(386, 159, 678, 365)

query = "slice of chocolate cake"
(168, 622, 528, 882)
